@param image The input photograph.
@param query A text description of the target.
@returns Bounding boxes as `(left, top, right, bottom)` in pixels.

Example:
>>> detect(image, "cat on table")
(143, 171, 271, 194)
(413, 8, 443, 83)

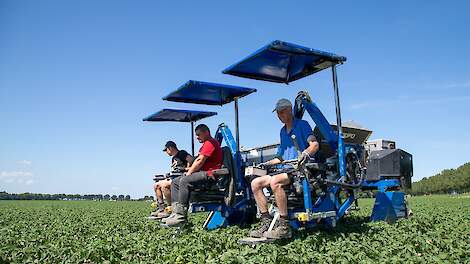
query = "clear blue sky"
(1, 0, 469, 198)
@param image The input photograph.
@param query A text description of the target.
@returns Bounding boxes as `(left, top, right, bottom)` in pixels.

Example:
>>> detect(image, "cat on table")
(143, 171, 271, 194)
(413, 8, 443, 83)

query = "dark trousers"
(171, 171, 214, 207)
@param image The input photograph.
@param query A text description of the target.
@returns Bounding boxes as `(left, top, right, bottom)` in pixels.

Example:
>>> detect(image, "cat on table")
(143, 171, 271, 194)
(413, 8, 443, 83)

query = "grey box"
(366, 139, 396, 152)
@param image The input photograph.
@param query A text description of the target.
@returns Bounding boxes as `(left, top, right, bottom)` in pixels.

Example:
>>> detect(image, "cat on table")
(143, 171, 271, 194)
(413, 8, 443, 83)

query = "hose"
(323, 153, 365, 189)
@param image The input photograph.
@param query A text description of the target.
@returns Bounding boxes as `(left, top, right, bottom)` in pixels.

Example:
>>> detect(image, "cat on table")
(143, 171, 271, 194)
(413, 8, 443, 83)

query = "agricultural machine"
(143, 40, 413, 243)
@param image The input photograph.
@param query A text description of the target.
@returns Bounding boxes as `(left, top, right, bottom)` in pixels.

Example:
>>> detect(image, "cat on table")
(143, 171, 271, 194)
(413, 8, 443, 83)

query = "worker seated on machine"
(163, 124, 223, 227)
(150, 141, 193, 219)
(250, 98, 319, 239)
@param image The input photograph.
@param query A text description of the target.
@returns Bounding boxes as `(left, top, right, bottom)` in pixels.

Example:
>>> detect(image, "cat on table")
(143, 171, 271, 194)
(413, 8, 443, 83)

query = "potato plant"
(0, 195, 469, 263)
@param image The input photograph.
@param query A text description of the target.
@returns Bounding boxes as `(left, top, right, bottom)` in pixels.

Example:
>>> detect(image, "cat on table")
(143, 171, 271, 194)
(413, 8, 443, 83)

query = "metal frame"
(332, 65, 347, 178)
(190, 121, 194, 155)
(234, 98, 240, 152)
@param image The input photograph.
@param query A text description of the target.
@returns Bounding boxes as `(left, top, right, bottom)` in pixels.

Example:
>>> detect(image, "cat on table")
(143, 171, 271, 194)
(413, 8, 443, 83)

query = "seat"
(189, 146, 237, 206)
(264, 161, 328, 213)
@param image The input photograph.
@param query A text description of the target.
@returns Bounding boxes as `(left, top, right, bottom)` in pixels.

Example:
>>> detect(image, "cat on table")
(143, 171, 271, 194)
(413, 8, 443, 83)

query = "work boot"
(265, 217, 292, 239)
(155, 211, 170, 219)
(150, 210, 162, 217)
(249, 215, 272, 238)
(165, 203, 188, 227)
(161, 203, 178, 223)
(160, 213, 175, 223)
(149, 201, 166, 218)
(155, 207, 171, 219)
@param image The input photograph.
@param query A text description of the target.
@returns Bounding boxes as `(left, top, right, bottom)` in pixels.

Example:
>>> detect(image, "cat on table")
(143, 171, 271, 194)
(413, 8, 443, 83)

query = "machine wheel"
(346, 152, 364, 186)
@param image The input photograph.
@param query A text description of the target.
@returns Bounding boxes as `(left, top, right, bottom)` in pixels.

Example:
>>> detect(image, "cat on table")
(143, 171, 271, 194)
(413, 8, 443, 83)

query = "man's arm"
(264, 158, 282, 166)
(304, 136, 319, 156)
(185, 155, 194, 168)
(301, 121, 319, 156)
(186, 154, 208, 176)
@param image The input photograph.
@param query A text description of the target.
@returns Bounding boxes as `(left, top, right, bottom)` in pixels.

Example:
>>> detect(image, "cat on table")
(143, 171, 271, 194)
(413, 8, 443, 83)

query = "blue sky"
(1, 1, 469, 198)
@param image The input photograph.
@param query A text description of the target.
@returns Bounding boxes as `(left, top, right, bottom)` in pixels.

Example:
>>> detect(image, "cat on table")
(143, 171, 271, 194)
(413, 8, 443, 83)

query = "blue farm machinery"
(143, 40, 413, 243)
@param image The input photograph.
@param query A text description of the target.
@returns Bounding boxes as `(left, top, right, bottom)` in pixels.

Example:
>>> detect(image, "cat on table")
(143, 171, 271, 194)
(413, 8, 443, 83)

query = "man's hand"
(298, 151, 311, 166)
(186, 154, 208, 176)
(256, 162, 270, 170)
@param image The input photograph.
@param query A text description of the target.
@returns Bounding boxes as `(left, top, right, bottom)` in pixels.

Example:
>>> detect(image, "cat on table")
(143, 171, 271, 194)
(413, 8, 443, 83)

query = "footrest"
(295, 210, 336, 222)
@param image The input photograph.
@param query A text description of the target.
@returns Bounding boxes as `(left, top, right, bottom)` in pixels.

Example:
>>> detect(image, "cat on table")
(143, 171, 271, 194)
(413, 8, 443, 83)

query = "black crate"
(366, 149, 413, 189)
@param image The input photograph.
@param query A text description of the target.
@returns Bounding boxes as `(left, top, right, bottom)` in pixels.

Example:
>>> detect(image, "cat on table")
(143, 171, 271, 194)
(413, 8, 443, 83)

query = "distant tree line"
(412, 162, 470, 195)
(0, 192, 154, 201)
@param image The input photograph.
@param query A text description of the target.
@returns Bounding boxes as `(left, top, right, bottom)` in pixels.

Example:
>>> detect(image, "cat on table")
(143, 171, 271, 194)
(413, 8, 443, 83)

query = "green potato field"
(1, 195, 469, 263)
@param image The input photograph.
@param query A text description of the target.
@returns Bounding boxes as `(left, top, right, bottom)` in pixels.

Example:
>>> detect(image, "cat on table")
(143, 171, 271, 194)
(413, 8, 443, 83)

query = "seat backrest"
(217, 147, 235, 188)
(220, 146, 237, 206)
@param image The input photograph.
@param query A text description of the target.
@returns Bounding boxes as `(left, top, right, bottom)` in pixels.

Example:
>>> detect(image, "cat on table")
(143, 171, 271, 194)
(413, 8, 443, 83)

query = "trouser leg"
(171, 176, 182, 205)
(178, 171, 211, 207)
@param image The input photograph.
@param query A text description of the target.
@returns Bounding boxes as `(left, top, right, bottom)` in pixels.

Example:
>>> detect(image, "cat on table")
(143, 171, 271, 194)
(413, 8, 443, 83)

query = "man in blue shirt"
(249, 98, 319, 239)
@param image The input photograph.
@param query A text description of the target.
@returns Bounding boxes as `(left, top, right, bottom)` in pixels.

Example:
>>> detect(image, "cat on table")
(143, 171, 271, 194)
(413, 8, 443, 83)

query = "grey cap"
(272, 98, 292, 112)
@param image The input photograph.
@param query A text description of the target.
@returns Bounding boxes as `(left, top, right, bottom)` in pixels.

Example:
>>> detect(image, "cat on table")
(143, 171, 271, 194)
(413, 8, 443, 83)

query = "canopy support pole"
(332, 64, 346, 178)
(191, 121, 195, 156)
(332, 65, 342, 132)
(234, 97, 240, 152)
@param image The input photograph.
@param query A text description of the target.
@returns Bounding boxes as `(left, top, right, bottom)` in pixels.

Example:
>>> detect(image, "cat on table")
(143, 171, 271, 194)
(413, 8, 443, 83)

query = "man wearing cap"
(249, 98, 319, 239)
(164, 124, 223, 227)
(150, 141, 193, 219)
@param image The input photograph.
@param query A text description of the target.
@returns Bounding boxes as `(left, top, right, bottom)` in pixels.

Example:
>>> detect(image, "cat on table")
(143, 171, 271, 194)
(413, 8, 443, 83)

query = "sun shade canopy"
(223, 40, 347, 84)
(143, 108, 217, 122)
(163, 80, 257, 106)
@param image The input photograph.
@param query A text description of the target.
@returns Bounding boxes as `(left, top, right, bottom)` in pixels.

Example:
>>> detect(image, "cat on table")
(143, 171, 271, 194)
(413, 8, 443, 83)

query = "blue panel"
(302, 99, 338, 149)
(289, 220, 302, 230)
(206, 211, 228, 230)
(338, 134, 346, 178)
(192, 197, 256, 229)
(216, 124, 245, 192)
(371, 191, 406, 223)
(223, 40, 346, 83)
(337, 195, 355, 220)
(313, 192, 337, 228)
(163, 80, 257, 106)
(142, 108, 217, 122)
(302, 178, 313, 211)
(225, 198, 257, 226)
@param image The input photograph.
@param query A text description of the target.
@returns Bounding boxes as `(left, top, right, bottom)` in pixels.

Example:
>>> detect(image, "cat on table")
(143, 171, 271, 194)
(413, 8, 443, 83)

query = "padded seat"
(189, 147, 237, 206)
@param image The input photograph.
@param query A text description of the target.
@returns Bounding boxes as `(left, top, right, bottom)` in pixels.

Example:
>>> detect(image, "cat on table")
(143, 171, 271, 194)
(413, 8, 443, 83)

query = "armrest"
(153, 174, 167, 182)
(212, 168, 229, 177)
(168, 172, 184, 178)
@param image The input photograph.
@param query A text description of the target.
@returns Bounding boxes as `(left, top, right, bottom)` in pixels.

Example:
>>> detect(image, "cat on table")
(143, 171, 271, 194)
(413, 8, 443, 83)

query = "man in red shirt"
(164, 124, 223, 226)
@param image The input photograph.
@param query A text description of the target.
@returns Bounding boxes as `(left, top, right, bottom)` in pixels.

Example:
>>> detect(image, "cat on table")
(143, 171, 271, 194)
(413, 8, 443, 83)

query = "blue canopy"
(162, 80, 257, 106)
(223, 40, 347, 83)
(143, 108, 217, 122)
